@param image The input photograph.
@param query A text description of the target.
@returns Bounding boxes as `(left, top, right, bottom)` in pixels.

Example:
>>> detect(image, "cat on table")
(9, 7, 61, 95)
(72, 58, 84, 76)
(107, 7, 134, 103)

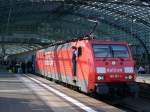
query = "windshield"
(93, 45, 111, 58)
(93, 44, 129, 58)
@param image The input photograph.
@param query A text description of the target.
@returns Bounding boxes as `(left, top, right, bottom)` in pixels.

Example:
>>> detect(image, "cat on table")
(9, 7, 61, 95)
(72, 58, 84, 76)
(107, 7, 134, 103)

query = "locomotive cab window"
(93, 44, 129, 58)
(78, 47, 82, 57)
(111, 45, 129, 58)
(93, 45, 111, 58)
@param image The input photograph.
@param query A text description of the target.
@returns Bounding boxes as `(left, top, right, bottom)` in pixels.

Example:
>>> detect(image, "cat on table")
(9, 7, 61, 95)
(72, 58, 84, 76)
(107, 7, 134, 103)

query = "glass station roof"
(0, 0, 149, 64)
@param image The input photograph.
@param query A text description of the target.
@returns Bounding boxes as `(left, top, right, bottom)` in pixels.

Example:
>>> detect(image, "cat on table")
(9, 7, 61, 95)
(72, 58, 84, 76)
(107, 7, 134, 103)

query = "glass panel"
(111, 45, 129, 58)
(93, 44, 129, 58)
(93, 45, 111, 58)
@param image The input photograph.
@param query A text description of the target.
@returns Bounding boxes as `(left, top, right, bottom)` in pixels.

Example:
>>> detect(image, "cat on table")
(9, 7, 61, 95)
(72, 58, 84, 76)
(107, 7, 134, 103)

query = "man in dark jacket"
(72, 46, 78, 77)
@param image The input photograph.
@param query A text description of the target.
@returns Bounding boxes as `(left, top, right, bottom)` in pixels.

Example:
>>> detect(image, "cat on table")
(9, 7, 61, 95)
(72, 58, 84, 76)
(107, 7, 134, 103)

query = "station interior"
(0, 0, 150, 72)
(0, 0, 150, 112)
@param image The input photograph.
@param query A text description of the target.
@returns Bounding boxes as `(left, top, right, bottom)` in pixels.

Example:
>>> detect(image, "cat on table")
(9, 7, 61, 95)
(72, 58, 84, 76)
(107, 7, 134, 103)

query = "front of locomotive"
(92, 41, 139, 96)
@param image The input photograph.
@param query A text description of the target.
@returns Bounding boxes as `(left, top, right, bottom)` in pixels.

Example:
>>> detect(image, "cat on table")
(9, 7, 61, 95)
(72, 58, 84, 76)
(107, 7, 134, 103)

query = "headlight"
(128, 75, 133, 80)
(96, 67, 106, 73)
(97, 76, 104, 80)
(124, 67, 134, 73)
(125, 75, 133, 80)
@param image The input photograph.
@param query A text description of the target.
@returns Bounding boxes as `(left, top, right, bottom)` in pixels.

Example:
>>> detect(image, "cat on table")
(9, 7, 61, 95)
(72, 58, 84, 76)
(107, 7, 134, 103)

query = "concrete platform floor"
(136, 74, 150, 84)
(0, 72, 124, 112)
(0, 73, 53, 112)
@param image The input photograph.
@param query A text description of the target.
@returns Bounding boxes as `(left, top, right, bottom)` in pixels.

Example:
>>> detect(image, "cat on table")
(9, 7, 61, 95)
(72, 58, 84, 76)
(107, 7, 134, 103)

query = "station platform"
(0, 72, 124, 112)
(136, 74, 150, 84)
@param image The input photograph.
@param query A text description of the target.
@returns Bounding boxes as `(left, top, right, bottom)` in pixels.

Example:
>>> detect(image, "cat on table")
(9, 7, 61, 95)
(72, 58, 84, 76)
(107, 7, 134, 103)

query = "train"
(35, 37, 139, 96)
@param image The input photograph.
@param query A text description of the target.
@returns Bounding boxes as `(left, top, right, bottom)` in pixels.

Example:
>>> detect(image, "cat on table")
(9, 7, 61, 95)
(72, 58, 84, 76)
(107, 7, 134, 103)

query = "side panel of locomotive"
(35, 40, 95, 93)
(35, 49, 45, 76)
(73, 40, 96, 93)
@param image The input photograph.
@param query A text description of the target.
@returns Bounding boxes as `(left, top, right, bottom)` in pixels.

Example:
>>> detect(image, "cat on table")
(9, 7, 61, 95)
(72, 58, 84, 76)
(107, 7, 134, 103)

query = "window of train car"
(111, 45, 129, 58)
(93, 45, 112, 58)
(93, 44, 129, 58)
(78, 47, 82, 57)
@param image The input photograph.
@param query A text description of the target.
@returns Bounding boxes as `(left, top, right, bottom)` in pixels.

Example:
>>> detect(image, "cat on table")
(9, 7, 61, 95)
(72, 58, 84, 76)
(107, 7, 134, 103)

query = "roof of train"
(36, 37, 129, 53)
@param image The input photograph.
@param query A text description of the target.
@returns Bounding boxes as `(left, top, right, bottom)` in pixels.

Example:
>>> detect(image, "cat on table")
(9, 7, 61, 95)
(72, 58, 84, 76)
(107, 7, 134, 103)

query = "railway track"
(114, 97, 150, 112)
(112, 83, 150, 112)
(139, 83, 150, 100)
(88, 83, 150, 112)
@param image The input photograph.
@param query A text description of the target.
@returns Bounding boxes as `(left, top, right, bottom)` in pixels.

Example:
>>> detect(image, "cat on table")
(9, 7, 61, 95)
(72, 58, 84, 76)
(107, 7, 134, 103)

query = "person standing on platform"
(138, 66, 146, 74)
(21, 61, 25, 74)
(72, 46, 78, 82)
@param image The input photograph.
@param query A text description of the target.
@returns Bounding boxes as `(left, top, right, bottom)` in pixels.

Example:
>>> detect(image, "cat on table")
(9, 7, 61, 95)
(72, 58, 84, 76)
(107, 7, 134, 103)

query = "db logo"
(112, 61, 116, 65)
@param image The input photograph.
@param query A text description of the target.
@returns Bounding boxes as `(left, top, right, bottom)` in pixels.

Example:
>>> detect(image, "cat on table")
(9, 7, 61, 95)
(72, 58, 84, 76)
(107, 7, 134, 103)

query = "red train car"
(35, 38, 138, 95)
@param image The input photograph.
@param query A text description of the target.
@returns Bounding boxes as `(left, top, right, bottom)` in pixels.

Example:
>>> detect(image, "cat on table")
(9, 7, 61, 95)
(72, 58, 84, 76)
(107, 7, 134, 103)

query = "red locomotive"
(35, 37, 138, 96)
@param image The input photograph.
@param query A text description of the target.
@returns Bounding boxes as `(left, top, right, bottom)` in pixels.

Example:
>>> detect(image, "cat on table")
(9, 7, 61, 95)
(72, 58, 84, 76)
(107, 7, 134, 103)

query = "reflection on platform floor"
(0, 73, 124, 112)
(136, 74, 150, 84)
